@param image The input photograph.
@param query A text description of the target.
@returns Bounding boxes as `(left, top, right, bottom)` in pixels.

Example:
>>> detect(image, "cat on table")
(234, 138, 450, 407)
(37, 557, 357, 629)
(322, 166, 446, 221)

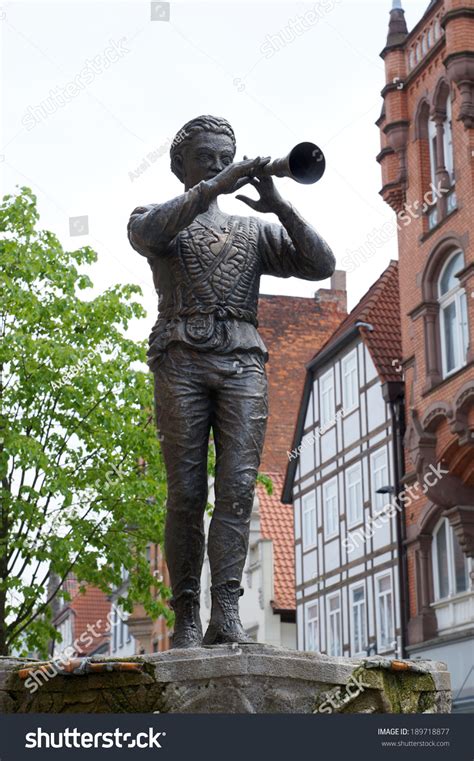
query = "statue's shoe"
(202, 580, 253, 646)
(203, 621, 253, 646)
(170, 590, 203, 649)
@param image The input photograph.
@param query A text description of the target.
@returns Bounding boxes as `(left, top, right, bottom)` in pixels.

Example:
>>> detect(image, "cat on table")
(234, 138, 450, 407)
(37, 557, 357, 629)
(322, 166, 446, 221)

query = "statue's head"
(170, 115, 236, 189)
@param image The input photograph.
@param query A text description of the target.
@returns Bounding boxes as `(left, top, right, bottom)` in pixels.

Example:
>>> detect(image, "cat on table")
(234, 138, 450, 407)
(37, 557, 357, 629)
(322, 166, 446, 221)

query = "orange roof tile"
(311, 260, 402, 383)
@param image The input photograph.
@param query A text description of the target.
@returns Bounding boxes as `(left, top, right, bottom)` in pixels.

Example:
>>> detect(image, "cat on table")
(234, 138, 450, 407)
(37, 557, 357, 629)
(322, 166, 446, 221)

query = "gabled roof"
(257, 473, 295, 612)
(282, 261, 401, 503)
(313, 260, 401, 383)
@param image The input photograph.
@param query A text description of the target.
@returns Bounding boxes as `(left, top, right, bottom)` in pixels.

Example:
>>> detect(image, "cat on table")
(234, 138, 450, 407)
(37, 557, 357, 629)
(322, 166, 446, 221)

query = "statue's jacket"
(128, 180, 334, 371)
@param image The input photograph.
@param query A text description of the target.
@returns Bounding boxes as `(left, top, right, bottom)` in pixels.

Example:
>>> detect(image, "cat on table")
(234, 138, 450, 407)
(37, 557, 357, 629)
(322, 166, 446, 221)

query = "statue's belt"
(157, 305, 258, 345)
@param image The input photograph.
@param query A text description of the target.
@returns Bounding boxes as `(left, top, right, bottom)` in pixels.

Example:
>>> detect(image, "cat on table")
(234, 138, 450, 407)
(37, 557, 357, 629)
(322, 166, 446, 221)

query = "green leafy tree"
(0, 187, 170, 657)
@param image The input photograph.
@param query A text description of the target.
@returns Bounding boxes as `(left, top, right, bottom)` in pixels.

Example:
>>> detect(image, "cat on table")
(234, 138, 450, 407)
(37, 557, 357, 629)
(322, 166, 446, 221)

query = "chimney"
(315, 269, 347, 313)
(330, 270, 346, 292)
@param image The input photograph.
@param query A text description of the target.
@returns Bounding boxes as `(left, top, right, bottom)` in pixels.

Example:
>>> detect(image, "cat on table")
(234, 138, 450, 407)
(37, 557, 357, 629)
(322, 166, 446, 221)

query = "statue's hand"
(209, 156, 270, 196)
(236, 169, 286, 214)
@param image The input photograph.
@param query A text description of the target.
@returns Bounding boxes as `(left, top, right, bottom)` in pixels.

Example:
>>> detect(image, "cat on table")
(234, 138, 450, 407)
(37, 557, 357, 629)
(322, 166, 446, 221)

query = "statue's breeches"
(153, 345, 268, 602)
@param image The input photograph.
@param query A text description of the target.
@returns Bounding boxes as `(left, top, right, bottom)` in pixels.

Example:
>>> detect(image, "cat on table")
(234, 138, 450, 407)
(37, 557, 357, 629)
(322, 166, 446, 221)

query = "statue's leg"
(204, 351, 268, 645)
(153, 347, 212, 648)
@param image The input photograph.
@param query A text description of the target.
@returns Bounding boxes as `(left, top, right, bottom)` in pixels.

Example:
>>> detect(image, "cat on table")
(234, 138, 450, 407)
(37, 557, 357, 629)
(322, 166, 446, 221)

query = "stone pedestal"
(0, 644, 451, 714)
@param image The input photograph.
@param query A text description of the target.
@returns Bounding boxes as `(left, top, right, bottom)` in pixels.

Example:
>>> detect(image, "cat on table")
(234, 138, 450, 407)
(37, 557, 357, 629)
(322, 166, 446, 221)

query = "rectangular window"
(346, 462, 363, 526)
(350, 585, 367, 655)
(460, 292, 469, 360)
(371, 448, 389, 511)
(112, 607, 118, 652)
(442, 299, 458, 373)
(302, 492, 317, 549)
(453, 530, 468, 594)
(444, 98, 454, 184)
(119, 614, 124, 648)
(428, 118, 437, 188)
(327, 593, 342, 656)
(435, 520, 450, 599)
(376, 573, 394, 652)
(54, 616, 74, 657)
(323, 477, 338, 538)
(320, 369, 335, 427)
(305, 602, 319, 652)
(342, 350, 358, 412)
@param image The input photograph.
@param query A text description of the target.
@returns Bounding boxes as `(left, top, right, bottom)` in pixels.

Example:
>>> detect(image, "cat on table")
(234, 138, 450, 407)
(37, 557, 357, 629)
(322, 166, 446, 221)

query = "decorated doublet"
(128, 180, 333, 369)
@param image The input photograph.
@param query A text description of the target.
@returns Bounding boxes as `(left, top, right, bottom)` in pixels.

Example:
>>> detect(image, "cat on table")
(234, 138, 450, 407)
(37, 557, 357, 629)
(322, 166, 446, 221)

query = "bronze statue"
(128, 115, 335, 648)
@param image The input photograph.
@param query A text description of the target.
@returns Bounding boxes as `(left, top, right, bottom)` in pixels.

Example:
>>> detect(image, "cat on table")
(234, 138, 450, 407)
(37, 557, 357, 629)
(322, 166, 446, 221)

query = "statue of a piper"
(128, 115, 335, 648)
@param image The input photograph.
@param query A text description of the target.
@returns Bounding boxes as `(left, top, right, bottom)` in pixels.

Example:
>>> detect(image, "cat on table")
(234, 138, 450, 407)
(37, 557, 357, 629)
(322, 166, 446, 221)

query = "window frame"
(443, 95, 454, 185)
(302, 491, 317, 551)
(438, 251, 468, 378)
(345, 461, 363, 528)
(54, 614, 74, 657)
(432, 517, 469, 601)
(319, 368, 336, 428)
(111, 606, 118, 652)
(350, 582, 367, 656)
(374, 571, 395, 653)
(305, 600, 319, 652)
(119, 612, 124, 649)
(326, 591, 343, 657)
(323, 476, 339, 540)
(341, 349, 358, 413)
(370, 447, 389, 514)
(428, 116, 437, 188)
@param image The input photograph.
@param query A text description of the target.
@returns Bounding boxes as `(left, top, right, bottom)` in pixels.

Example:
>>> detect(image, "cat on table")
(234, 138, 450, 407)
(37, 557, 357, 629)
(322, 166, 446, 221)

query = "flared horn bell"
(262, 142, 326, 184)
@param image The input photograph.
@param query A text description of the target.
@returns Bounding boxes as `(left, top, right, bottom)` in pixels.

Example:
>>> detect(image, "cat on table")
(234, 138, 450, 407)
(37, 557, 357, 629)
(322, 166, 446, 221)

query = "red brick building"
(378, 0, 474, 711)
(258, 284, 347, 474)
(52, 575, 111, 657)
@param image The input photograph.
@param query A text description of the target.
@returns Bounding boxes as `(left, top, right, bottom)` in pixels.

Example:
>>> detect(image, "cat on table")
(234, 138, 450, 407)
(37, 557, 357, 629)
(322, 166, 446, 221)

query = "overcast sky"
(1, 0, 429, 339)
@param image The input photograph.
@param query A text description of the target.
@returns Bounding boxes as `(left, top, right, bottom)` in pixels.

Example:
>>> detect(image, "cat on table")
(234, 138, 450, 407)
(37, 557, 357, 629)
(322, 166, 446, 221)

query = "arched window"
(438, 250, 469, 376)
(432, 518, 469, 600)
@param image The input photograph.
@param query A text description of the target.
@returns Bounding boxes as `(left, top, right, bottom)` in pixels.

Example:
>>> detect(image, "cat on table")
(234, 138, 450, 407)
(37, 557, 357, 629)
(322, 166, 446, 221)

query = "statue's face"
(180, 132, 235, 189)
